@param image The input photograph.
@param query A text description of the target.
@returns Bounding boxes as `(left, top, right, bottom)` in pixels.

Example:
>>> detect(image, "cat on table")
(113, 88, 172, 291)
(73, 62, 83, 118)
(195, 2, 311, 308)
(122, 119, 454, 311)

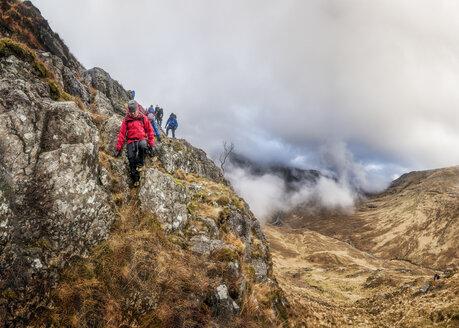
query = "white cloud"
(32, 0, 459, 180)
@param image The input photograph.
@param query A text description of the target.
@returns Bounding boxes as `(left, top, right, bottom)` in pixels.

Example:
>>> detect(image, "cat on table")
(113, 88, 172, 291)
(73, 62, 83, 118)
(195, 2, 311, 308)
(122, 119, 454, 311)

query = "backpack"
(125, 115, 148, 141)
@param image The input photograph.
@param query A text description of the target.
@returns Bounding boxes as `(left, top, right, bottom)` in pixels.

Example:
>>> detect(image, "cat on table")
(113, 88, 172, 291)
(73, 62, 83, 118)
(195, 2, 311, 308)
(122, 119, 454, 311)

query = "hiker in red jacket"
(114, 100, 155, 187)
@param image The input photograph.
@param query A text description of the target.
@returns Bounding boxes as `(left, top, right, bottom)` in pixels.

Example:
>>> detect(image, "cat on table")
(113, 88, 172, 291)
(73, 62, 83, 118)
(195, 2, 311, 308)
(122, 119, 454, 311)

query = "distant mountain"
(229, 152, 322, 192)
(281, 166, 459, 269)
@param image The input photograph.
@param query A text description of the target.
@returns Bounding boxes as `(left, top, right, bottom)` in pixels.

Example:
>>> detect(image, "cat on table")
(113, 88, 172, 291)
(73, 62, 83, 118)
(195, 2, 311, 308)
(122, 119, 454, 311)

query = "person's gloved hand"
(113, 149, 121, 157)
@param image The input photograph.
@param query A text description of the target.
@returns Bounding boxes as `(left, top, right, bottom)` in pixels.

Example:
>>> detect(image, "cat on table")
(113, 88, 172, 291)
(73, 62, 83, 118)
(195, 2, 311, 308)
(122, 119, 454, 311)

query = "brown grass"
(89, 112, 106, 128)
(31, 196, 223, 327)
(74, 97, 85, 111)
(0, 38, 73, 102)
(0, 3, 44, 50)
(0, 0, 74, 61)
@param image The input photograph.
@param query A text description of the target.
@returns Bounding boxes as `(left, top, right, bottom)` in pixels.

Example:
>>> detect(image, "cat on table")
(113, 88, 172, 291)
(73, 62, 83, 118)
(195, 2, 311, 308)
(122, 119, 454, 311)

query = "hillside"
(263, 166, 459, 326)
(280, 166, 459, 269)
(264, 224, 458, 327)
(0, 1, 292, 326)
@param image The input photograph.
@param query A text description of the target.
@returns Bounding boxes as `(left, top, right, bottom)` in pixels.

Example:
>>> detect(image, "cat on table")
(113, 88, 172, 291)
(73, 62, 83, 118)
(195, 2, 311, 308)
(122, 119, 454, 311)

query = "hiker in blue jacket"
(146, 110, 162, 142)
(165, 113, 178, 138)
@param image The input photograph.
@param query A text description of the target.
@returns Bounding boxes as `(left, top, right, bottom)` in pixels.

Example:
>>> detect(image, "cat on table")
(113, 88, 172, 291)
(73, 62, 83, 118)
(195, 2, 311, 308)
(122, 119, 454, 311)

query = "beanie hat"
(128, 100, 138, 112)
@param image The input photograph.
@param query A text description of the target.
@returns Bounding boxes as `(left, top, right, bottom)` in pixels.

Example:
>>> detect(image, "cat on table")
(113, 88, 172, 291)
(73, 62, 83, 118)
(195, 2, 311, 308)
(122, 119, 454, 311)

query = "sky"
(31, 0, 459, 218)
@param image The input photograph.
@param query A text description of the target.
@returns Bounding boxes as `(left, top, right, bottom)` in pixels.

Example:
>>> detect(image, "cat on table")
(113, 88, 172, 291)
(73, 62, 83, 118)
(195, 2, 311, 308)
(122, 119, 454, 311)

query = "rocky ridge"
(0, 1, 291, 327)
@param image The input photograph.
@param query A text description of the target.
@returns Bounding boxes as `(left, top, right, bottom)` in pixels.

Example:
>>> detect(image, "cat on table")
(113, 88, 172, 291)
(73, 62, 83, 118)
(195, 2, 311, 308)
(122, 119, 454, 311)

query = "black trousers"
(127, 139, 147, 182)
(166, 127, 176, 138)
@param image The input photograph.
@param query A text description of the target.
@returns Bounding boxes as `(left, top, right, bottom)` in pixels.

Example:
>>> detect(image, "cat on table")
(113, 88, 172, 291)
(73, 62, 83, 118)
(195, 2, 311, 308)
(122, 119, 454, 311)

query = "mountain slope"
(282, 166, 459, 269)
(0, 1, 292, 326)
(264, 224, 458, 327)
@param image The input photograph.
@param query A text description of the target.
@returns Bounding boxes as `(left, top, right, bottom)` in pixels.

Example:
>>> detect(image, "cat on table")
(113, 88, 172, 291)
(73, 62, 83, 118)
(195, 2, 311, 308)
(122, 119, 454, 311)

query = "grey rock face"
(99, 114, 124, 154)
(92, 90, 116, 116)
(138, 168, 190, 231)
(38, 51, 90, 104)
(227, 211, 252, 241)
(195, 216, 220, 239)
(83, 67, 131, 116)
(189, 235, 231, 255)
(62, 66, 90, 103)
(155, 138, 224, 183)
(0, 54, 115, 324)
(212, 284, 240, 320)
(252, 258, 269, 281)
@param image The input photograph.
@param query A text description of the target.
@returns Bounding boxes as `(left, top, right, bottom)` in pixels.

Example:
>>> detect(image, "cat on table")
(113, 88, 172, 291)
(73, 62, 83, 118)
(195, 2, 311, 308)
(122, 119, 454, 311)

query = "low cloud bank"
(225, 142, 388, 222)
(226, 166, 356, 223)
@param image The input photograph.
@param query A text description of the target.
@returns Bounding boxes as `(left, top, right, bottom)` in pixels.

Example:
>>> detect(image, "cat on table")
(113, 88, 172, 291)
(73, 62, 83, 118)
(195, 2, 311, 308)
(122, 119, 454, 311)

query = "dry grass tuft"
(89, 112, 106, 128)
(174, 169, 186, 180)
(32, 196, 222, 327)
(74, 97, 85, 111)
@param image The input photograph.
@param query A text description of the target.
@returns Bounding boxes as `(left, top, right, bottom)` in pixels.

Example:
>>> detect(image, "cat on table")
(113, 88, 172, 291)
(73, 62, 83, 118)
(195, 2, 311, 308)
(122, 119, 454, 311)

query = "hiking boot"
(133, 181, 140, 187)
(136, 166, 143, 172)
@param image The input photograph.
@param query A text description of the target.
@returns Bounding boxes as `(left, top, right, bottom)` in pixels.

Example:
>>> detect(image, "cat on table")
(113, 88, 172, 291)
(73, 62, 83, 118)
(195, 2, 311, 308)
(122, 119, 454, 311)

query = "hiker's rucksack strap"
(126, 116, 146, 130)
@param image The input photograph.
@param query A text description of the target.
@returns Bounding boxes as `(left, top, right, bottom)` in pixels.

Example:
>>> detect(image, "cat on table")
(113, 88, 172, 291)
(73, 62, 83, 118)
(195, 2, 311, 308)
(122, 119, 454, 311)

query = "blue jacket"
(147, 113, 160, 136)
(166, 117, 178, 129)
(151, 119, 160, 136)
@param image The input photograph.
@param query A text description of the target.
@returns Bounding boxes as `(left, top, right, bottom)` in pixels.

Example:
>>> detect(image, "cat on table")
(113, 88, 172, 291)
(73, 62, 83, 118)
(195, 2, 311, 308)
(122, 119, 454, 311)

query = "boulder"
(83, 67, 130, 116)
(99, 114, 124, 154)
(0, 54, 115, 324)
(138, 168, 190, 231)
(156, 138, 224, 183)
(189, 234, 230, 255)
(38, 51, 90, 104)
(92, 90, 116, 116)
(211, 284, 240, 321)
(252, 258, 269, 281)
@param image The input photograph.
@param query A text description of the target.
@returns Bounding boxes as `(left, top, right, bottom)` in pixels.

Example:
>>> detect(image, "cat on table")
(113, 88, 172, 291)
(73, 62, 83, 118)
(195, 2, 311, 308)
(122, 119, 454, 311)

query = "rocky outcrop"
(0, 1, 292, 326)
(83, 67, 131, 115)
(0, 51, 114, 325)
(155, 138, 225, 183)
(139, 168, 190, 231)
(37, 51, 90, 104)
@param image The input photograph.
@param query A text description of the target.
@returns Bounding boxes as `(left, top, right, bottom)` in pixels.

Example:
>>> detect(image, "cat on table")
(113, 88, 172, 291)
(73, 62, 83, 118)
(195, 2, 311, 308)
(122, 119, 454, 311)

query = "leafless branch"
(219, 141, 234, 174)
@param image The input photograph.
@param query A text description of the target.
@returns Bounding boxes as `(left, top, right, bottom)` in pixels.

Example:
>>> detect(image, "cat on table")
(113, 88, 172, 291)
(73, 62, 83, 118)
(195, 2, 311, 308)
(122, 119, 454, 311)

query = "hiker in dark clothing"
(155, 105, 163, 127)
(114, 100, 154, 187)
(165, 113, 178, 138)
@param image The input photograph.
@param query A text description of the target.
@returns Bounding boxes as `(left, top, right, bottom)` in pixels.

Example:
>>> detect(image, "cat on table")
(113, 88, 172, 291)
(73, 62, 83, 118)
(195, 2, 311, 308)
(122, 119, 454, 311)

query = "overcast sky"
(32, 0, 459, 188)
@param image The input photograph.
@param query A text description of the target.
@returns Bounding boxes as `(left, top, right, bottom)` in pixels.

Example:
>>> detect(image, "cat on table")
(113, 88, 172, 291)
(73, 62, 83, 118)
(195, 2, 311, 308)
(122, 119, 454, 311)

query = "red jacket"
(116, 113, 155, 150)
